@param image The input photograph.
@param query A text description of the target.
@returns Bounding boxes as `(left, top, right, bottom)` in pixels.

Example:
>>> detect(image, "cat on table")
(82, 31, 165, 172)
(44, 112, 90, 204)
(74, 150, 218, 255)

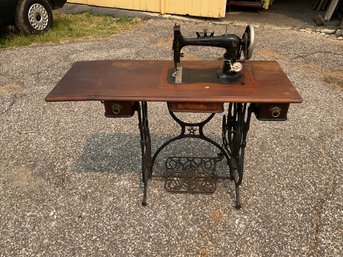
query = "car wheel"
(15, 0, 53, 34)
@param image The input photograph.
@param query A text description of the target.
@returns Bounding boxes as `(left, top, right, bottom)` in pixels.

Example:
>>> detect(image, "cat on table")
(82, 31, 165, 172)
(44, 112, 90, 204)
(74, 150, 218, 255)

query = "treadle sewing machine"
(45, 25, 302, 209)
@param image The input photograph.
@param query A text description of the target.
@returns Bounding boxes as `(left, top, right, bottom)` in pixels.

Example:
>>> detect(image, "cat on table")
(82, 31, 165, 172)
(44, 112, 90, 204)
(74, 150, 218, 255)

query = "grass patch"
(0, 12, 141, 48)
(323, 75, 343, 89)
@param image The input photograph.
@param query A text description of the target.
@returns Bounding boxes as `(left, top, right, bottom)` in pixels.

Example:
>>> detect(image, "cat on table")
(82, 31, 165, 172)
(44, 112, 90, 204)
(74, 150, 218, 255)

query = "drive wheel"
(15, 0, 53, 34)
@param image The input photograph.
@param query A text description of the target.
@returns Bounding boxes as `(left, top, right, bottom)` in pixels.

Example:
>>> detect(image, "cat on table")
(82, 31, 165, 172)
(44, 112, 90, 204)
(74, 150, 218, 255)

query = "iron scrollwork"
(164, 156, 221, 194)
(137, 101, 152, 206)
(222, 103, 253, 208)
(137, 102, 253, 209)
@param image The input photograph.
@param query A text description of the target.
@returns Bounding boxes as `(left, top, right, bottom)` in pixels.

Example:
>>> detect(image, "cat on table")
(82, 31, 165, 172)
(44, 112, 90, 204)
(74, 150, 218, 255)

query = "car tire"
(15, 0, 53, 34)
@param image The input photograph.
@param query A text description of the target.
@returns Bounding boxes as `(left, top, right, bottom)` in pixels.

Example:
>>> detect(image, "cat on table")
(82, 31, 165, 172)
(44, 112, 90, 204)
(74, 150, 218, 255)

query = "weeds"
(0, 12, 141, 48)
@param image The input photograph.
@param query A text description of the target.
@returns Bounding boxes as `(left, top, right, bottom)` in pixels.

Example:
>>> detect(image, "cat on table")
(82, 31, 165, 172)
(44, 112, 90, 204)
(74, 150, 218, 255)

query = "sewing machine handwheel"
(243, 25, 255, 60)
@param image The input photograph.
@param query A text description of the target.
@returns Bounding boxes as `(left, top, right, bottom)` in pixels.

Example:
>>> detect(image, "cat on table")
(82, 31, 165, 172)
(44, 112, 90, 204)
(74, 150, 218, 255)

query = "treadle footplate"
(163, 156, 221, 194)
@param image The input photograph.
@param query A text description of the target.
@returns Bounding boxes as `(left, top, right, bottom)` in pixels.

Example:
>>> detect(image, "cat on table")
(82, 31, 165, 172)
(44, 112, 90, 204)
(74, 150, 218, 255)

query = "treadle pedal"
(163, 156, 221, 194)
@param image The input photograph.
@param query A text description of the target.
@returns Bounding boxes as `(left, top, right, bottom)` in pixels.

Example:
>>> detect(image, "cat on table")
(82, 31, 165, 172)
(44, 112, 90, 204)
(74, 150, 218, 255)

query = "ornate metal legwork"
(150, 110, 232, 170)
(164, 156, 221, 194)
(222, 103, 253, 208)
(137, 102, 152, 206)
(138, 102, 253, 209)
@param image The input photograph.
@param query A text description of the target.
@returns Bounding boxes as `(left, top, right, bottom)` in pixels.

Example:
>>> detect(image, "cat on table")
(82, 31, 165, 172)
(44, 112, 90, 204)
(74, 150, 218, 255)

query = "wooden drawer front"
(168, 102, 224, 113)
(103, 101, 137, 118)
(254, 103, 289, 121)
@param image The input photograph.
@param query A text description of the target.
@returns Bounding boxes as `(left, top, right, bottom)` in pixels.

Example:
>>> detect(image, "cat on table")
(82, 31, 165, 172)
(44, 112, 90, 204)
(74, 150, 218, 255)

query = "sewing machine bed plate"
(45, 60, 302, 103)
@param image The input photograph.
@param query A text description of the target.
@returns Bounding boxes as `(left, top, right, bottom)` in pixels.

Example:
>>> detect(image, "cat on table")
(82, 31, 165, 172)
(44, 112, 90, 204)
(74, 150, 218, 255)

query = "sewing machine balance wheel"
(243, 25, 255, 60)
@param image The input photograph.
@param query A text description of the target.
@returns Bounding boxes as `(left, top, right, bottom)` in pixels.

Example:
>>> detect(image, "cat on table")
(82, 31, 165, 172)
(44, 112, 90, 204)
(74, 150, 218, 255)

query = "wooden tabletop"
(45, 60, 302, 104)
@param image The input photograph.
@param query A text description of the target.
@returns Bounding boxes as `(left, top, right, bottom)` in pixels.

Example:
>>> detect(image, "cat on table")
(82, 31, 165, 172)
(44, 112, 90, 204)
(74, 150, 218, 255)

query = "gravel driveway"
(0, 14, 342, 256)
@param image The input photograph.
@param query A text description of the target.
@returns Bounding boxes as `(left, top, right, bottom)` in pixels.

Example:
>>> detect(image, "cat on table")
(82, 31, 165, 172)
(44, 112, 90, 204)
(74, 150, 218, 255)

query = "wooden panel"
(45, 60, 303, 104)
(69, 0, 161, 13)
(168, 102, 224, 113)
(163, 0, 226, 17)
(68, 0, 227, 18)
(103, 101, 137, 117)
(254, 103, 290, 121)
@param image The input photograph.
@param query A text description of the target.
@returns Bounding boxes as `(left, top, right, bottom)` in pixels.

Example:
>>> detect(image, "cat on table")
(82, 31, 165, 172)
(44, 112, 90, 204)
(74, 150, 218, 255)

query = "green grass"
(324, 75, 343, 89)
(0, 12, 141, 48)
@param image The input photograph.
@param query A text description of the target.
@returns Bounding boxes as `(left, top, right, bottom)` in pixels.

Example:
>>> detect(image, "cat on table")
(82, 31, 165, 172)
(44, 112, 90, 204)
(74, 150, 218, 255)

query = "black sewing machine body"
(171, 24, 255, 84)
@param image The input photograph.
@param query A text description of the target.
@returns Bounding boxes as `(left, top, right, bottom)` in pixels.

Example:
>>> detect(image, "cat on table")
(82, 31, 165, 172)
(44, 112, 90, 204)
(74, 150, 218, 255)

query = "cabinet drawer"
(168, 102, 224, 113)
(103, 101, 137, 118)
(253, 103, 289, 121)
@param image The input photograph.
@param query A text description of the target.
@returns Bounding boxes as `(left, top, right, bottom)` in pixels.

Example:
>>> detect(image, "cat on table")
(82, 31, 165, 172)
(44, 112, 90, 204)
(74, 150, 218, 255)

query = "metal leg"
(222, 103, 252, 209)
(137, 102, 252, 209)
(148, 108, 234, 196)
(137, 101, 151, 206)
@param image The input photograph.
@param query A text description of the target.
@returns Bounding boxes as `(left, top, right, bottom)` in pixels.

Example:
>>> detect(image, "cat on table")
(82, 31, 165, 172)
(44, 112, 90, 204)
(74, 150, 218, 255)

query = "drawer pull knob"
(271, 106, 281, 118)
(112, 103, 122, 114)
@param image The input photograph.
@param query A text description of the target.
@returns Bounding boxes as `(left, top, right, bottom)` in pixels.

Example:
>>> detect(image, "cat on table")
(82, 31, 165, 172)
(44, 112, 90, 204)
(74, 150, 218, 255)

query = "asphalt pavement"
(0, 5, 342, 256)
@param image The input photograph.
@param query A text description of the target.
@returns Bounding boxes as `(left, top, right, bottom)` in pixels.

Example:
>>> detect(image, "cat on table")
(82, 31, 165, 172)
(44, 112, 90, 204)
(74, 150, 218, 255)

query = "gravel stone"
(335, 29, 342, 36)
(320, 28, 336, 34)
(0, 6, 342, 257)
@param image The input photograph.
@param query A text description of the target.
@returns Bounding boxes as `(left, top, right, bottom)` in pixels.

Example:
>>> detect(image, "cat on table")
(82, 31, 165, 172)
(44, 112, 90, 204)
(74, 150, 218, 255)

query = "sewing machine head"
(172, 24, 255, 83)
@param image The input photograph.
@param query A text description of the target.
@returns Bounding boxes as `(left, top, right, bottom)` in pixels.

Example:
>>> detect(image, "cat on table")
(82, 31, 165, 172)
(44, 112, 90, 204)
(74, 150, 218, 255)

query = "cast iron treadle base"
(164, 156, 221, 194)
